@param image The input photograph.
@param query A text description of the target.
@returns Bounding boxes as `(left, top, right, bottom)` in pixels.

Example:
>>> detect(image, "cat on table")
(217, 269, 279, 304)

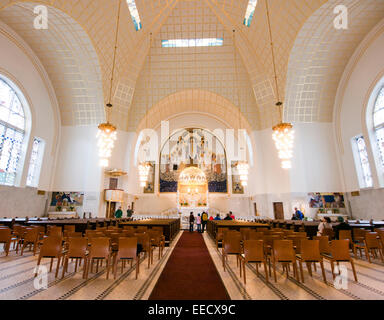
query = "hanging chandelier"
(97, 114, 117, 167)
(265, 1, 295, 170)
(97, 0, 122, 167)
(233, 30, 250, 186)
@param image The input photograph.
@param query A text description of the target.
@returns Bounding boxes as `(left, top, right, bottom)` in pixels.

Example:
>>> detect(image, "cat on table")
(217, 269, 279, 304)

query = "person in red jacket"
(230, 211, 235, 220)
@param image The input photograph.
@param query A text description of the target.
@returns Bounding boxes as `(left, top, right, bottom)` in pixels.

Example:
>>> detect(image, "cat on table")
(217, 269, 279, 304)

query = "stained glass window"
(0, 78, 26, 186)
(126, 0, 142, 31)
(374, 87, 384, 169)
(26, 138, 45, 187)
(354, 135, 373, 188)
(162, 38, 224, 48)
(244, 0, 258, 27)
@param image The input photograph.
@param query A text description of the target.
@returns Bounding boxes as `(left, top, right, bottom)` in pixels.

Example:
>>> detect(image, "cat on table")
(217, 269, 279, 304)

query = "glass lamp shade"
(97, 123, 117, 167)
(272, 123, 294, 169)
(138, 162, 151, 187)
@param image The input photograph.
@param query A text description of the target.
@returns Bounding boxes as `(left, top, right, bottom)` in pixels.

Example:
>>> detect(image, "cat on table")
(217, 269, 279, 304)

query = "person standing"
(224, 214, 233, 221)
(229, 211, 235, 220)
(114, 206, 123, 218)
(196, 214, 202, 233)
(189, 212, 195, 233)
(126, 205, 134, 218)
(294, 207, 304, 220)
(201, 211, 208, 233)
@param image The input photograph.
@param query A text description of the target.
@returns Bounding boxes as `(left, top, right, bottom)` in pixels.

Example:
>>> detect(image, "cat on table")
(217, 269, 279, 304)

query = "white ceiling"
(0, 0, 383, 131)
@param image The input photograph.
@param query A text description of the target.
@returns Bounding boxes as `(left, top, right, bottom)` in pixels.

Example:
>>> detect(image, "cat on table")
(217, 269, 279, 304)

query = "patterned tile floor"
(1, 232, 384, 300)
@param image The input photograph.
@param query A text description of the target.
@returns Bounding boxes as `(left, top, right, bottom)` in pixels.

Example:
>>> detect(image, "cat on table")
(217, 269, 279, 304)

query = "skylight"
(126, 0, 142, 31)
(162, 38, 224, 48)
(244, 0, 258, 27)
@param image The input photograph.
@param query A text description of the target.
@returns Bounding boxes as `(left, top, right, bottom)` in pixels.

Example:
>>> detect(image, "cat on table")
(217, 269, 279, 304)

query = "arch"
(0, 2, 104, 126)
(285, 0, 384, 124)
(136, 90, 253, 134)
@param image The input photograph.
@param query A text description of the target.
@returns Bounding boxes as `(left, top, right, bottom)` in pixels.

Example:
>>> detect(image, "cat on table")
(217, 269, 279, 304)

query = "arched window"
(0, 78, 26, 186)
(373, 86, 384, 169)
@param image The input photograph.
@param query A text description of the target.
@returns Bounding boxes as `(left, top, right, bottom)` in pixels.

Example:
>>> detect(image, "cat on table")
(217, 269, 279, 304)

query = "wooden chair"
(248, 231, 264, 240)
(239, 240, 268, 284)
(222, 232, 242, 272)
(271, 240, 300, 282)
(135, 233, 152, 268)
(20, 228, 39, 256)
(322, 229, 335, 241)
(85, 237, 111, 279)
(112, 237, 139, 279)
(48, 226, 62, 238)
(148, 230, 165, 260)
(352, 228, 367, 244)
(136, 226, 148, 233)
(216, 228, 227, 249)
(322, 240, 358, 282)
(35, 237, 64, 278)
(61, 237, 88, 279)
(0, 228, 17, 256)
(286, 235, 307, 254)
(354, 232, 384, 263)
(296, 240, 327, 283)
(313, 236, 331, 255)
(240, 228, 251, 241)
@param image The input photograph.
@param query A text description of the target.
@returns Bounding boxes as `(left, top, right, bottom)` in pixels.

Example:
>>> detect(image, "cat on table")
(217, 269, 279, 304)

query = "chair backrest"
(67, 232, 83, 238)
(64, 225, 75, 232)
(240, 228, 251, 240)
(223, 232, 242, 254)
(300, 240, 321, 261)
(248, 231, 264, 240)
(89, 237, 110, 258)
(152, 227, 164, 234)
(243, 240, 265, 262)
(322, 228, 334, 240)
(48, 227, 62, 238)
(134, 233, 150, 249)
(353, 228, 367, 241)
(123, 226, 134, 231)
(24, 228, 39, 242)
(0, 228, 11, 242)
(295, 232, 308, 238)
(264, 235, 281, 249)
(339, 230, 352, 240)
(40, 237, 63, 257)
(121, 231, 135, 238)
(313, 236, 331, 254)
(365, 232, 380, 248)
(117, 237, 137, 259)
(330, 240, 351, 261)
(286, 235, 307, 253)
(68, 237, 88, 257)
(273, 240, 295, 262)
(136, 226, 148, 233)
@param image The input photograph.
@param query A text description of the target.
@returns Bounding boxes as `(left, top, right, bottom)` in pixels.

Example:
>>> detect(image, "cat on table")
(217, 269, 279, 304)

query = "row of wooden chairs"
(221, 231, 358, 285)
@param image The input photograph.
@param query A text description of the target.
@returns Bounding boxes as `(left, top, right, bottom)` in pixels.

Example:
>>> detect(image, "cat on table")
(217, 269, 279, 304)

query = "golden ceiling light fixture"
(138, 33, 153, 188)
(97, 0, 122, 168)
(233, 29, 249, 186)
(265, 0, 295, 170)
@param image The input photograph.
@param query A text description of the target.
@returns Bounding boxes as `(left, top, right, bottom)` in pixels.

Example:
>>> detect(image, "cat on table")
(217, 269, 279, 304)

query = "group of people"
(189, 211, 236, 233)
(317, 216, 352, 238)
(114, 206, 134, 219)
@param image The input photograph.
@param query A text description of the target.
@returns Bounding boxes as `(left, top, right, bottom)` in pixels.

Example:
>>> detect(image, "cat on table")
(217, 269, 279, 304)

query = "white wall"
(335, 17, 384, 219)
(0, 21, 60, 217)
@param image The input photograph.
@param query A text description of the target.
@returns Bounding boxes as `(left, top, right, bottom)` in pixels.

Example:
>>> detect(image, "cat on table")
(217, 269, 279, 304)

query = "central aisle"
(149, 231, 230, 300)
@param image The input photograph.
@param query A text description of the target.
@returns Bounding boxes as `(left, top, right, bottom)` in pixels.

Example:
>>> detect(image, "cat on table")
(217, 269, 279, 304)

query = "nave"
(2, 229, 384, 301)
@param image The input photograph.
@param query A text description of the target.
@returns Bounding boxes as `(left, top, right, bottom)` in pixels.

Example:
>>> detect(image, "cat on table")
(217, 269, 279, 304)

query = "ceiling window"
(126, 0, 142, 31)
(162, 38, 224, 48)
(0, 78, 26, 186)
(353, 135, 373, 189)
(373, 87, 384, 169)
(26, 138, 45, 188)
(244, 0, 258, 27)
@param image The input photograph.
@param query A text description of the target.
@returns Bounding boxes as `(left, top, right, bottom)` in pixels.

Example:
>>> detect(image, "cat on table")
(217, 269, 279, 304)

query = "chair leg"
(330, 261, 336, 280)
(239, 259, 242, 278)
(35, 256, 42, 277)
(55, 257, 61, 278)
(223, 252, 226, 272)
(263, 261, 269, 283)
(365, 247, 371, 263)
(82, 258, 87, 279)
(350, 259, 358, 282)
(306, 262, 313, 277)
(62, 257, 68, 279)
(273, 260, 277, 282)
(320, 261, 327, 284)
(299, 261, 304, 283)
(50, 258, 53, 272)
(243, 261, 246, 284)
(293, 262, 300, 282)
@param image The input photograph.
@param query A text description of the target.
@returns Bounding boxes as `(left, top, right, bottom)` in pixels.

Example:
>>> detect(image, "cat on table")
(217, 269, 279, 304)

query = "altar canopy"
(159, 128, 228, 193)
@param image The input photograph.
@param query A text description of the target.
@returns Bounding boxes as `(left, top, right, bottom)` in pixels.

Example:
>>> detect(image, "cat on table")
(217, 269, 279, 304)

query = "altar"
(179, 207, 209, 229)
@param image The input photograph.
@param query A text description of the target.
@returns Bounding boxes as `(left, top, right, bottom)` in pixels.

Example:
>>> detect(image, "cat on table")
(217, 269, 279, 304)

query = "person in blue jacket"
(294, 207, 304, 220)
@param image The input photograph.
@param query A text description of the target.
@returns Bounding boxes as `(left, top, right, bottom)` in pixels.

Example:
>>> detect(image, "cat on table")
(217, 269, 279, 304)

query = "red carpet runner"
(149, 231, 230, 300)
